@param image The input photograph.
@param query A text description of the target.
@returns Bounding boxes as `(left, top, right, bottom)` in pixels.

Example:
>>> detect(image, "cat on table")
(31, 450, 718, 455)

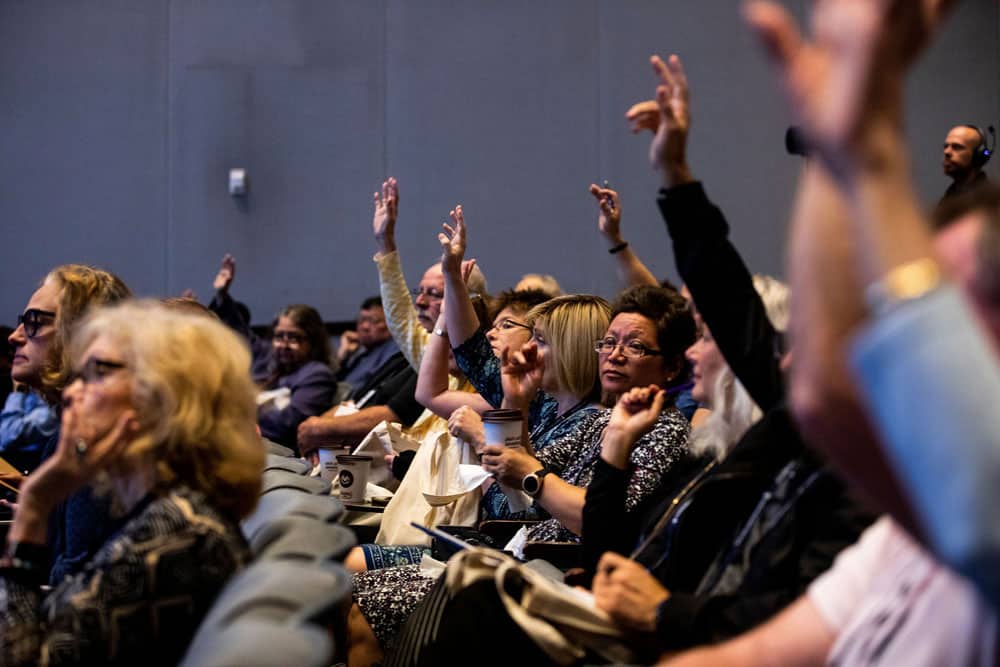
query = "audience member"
(335, 296, 400, 393)
(208, 254, 338, 451)
(0, 384, 57, 474)
(514, 273, 562, 297)
(941, 124, 992, 201)
(0, 300, 261, 664)
(7, 265, 133, 585)
(349, 285, 700, 664)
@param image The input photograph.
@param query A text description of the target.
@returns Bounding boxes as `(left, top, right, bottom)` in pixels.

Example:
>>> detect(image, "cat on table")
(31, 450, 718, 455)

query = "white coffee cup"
(482, 409, 524, 448)
(317, 446, 349, 482)
(336, 454, 373, 502)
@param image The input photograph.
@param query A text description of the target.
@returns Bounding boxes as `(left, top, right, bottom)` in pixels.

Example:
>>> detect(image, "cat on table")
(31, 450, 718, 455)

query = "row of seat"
(180, 444, 356, 666)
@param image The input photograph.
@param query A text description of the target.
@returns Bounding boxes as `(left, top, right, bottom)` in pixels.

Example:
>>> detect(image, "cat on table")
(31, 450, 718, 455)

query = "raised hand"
(625, 100, 660, 134)
(439, 205, 467, 276)
(601, 385, 666, 469)
(744, 0, 956, 173)
(589, 184, 623, 246)
(213, 254, 236, 293)
(500, 341, 544, 413)
(648, 54, 692, 183)
(373, 177, 399, 255)
(609, 384, 666, 444)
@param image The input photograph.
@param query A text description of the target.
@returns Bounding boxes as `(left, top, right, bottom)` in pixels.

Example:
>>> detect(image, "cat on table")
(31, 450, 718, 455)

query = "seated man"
(335, 296, 401, 394)
(297, 179, 488, 455)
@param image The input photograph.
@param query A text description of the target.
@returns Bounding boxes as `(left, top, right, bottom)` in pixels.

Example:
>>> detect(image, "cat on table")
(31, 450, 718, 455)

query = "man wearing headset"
(942, 124, 992, 200)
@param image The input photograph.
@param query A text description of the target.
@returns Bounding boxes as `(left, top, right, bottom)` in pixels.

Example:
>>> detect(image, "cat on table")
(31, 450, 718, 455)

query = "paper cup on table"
(317, 446, 350, 483)
(336, 454, 373, 502)
(482, 409, 524, 448)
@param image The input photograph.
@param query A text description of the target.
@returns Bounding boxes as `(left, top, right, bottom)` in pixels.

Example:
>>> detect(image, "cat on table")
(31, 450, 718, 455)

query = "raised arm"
(745, 0, 957, 533)
(588, 183, 659, 288)
(371, 177, 429, 370)
(414, 211, 491, 417)
(208, 254, 250, 338)
(640, 54, 783, 410)
(439, 205, 484, 347)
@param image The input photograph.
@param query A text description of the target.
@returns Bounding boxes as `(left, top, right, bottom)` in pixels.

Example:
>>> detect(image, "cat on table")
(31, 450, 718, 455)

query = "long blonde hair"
(688, 275, 790, 461)
(72, 300, 264, 519)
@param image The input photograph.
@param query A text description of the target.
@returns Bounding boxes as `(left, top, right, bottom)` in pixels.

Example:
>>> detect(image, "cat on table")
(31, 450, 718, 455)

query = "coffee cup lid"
(336, 454, 374, 463)
(482, 409, 523, 422)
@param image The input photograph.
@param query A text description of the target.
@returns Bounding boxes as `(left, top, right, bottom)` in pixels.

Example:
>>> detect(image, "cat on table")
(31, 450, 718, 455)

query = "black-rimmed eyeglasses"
(595, 337, 663, 359)
(16, 308, 56, 339)
(492, 318, 532, 333)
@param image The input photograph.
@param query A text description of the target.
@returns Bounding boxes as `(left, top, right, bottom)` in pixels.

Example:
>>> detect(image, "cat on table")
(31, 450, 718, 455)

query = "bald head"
(943, 126, 983, 181)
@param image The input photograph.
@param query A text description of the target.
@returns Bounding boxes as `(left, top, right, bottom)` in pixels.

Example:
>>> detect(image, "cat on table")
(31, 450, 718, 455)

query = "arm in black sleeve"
(581, 459, 644, 576)
(658, 182, 783, 411)
(208, 290, 251, 340)
(653, 468, 874, 650)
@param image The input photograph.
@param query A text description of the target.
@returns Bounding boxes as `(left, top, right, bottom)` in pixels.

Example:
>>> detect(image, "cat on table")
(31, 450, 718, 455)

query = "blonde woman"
(1, 300, 263, 665)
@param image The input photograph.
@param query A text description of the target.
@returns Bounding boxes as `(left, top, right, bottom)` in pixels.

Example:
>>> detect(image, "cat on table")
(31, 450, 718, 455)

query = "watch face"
(522, 474, 539, 495)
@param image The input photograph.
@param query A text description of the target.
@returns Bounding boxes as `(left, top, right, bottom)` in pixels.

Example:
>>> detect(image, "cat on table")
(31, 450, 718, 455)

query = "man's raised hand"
(373, 177, 399, 255)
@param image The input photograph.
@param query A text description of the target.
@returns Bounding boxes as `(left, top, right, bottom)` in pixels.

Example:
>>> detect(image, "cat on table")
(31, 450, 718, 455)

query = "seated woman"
(0, 300, 264, 665)
(208, 254, 337, 451)
(347, 284, 698, 665)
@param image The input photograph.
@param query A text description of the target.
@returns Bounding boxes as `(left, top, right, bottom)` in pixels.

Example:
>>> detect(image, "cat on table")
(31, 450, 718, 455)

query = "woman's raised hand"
(500, 341, 543, 412)
(601, 385, 666, 468)
(439, 205, 467, 276)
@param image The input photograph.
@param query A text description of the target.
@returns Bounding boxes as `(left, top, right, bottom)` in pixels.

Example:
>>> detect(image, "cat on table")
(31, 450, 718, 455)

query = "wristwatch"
(865, 257, 942, 316)
(522, 468, 552, 497)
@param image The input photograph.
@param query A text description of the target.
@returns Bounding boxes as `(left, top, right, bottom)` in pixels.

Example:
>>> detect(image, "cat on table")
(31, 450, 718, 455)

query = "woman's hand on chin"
(23, 408, 139, 514)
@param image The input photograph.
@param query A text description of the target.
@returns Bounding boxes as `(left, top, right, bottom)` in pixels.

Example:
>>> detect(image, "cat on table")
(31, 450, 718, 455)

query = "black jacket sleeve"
(658, 182, 784, 412)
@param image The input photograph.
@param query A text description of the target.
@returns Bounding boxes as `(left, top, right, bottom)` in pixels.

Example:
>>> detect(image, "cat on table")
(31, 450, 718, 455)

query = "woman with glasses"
(0, 300, 262, 665)
(207, 254, 336, 451)
(5, 265, 132, 585)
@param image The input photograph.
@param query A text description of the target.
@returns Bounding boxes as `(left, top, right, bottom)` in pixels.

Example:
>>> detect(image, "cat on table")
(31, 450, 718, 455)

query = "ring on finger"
(74, 438, 89, 458)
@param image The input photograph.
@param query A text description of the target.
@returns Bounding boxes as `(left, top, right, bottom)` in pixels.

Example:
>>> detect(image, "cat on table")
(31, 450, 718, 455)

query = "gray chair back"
(251, 515, 356, 563)
(261, 469, 331, 495)
(241, 489, 343, 542)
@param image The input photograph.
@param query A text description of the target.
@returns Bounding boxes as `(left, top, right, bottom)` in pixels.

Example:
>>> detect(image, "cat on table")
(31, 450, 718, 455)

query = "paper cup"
(336, 454, 373, 502)
(317, 446, 350, 482)
(482, 409, 524, 447)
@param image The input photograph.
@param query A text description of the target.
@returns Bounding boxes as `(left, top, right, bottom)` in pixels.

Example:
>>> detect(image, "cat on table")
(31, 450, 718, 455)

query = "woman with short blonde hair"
(0, 300, 263, 664)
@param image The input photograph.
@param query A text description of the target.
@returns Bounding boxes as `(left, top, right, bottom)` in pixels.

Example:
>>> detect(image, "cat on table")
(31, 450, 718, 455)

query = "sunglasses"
(16, 308, 56, 339)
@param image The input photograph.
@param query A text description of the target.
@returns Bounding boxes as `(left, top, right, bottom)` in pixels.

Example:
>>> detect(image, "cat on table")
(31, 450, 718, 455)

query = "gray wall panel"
(166, 0, 386, 321)
(384, 0, 602, 297)
(0, 1, 996, 325)
(0, 1, 169, 318)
